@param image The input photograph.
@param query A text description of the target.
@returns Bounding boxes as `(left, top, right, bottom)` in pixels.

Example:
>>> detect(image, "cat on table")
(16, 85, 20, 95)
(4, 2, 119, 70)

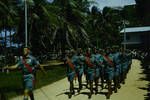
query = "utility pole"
(123, 20, 126, 50)
(25, 0, 28, 47)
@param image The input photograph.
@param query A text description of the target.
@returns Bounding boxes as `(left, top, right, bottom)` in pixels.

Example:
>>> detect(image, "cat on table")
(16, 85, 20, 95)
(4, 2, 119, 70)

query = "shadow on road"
(138, 59, 150, 100)
(0, 87, 23, 100)
(56, 85, 109, 99)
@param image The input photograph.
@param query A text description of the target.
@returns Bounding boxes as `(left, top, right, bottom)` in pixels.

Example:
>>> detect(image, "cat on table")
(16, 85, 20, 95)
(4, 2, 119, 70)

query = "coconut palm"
(86, 6, 122, 48)
(0, 0, 18, 51)
(16, 0, 91, 53)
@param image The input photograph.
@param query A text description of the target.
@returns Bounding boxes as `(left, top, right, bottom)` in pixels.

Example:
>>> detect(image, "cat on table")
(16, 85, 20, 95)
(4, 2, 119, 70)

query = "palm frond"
(66, 32, 73, 48)
(41, 5, 59, 25)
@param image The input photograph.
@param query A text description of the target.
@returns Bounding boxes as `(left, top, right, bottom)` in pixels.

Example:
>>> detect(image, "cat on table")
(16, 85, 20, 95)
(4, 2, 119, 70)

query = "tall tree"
(135, 0, 150, 25)
(86, 6, 122, 48)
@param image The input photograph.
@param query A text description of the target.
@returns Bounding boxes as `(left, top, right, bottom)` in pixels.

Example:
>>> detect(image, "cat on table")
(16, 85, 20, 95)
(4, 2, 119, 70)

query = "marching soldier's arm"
(4, 64, 18, 70)
(32, 56, 47, 75)
(38, 64, 47, 75)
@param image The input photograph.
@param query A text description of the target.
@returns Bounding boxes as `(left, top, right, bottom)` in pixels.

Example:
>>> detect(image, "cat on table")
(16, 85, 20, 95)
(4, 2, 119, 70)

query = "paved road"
(11, 59, 148, 100)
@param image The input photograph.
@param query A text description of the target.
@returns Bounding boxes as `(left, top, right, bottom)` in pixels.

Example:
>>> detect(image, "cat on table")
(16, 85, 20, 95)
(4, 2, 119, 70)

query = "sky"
(47, 0, 136, 10)
(93, 0, 136, 10)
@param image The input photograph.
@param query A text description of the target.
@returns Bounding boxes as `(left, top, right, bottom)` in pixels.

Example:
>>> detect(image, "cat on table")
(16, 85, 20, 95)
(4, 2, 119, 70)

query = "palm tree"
(0, 0, 18, 51)
(19, 0, 91, 53)
(135, 0, 150, 25)
(86, 6, 122, 48)
(52, 0, 90, 49)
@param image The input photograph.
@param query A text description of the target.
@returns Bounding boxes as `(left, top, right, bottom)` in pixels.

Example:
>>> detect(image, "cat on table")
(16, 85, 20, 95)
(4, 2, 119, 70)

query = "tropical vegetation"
(0, 0, 149, 55)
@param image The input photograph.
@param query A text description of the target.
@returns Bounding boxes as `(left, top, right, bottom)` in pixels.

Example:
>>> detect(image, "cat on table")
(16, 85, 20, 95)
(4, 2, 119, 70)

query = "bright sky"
(92, 0, 136, 10)
(47, 0, 136, 10)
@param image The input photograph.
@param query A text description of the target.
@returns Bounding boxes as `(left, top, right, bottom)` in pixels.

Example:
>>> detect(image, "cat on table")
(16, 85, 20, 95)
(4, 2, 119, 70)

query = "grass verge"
(0, 65, 66, 99)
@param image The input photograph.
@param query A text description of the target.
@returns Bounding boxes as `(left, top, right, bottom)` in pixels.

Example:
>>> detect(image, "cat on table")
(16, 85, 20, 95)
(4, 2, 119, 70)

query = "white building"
(120, 26, 150, 50)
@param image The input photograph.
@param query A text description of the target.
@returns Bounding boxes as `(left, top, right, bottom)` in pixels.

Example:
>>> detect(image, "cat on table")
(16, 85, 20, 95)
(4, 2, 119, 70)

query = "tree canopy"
(0, 0, 148, 54)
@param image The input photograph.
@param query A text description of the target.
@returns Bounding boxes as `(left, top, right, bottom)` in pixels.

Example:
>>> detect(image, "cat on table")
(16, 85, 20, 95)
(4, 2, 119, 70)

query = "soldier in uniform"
(126, 50, 132, 73)
(92, 48, 101, 94)
(76, 48, 85, 92)
(84, 48, 91, 87)
(98, 49, 105, 90)
(103, 47, 115, 99)
(5, 47, 46, 100)
(85, 48, 95, 98)
(65, 49, 77, 98)
(112, 46, 121, 93)
(120, 48, 129, 84)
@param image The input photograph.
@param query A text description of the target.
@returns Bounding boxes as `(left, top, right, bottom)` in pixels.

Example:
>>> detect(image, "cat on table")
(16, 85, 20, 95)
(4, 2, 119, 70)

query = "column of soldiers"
(65, 47, 132, 99)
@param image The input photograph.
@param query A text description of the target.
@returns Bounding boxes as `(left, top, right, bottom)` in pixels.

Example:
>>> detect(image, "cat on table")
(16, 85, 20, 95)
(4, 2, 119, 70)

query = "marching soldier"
(120, 49, 129, 84)
(85, 48, 95, 98)
(5, 47, 46, 100)
(103, 48, 115, 99)
(92, 48, 101, 94)
(76, 48, 85, 92)
(126, 50, 132, 73)
(112, 46, 121, 93)
(98, 49, 105, 90)
(65, 49, 77, 98)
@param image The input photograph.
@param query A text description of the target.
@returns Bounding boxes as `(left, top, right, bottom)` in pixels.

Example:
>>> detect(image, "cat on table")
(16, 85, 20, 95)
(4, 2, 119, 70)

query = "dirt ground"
(11, 59, 148, 100)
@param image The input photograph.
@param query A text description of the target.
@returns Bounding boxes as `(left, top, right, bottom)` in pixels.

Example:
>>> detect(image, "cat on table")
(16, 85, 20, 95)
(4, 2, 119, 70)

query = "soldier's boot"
(106, 81, 112, 99)
(86, 80, 89, 88)
(118, 76, 121, 88)
(120, 73, 125, 84)
(117, 76, 121, 89)
(89, 81, 93, 98)
(101, 76, 104, 89)
(71, 82, 75, 94)
(95, 79, 98, 94)
(78, 78, 82, 93)
(69, 81, 74, 98)
(29, 92, 35, 100)
(113, 77, 118, 93)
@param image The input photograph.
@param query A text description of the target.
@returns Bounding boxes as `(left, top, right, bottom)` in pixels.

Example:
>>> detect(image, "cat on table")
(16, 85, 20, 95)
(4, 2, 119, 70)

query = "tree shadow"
(0, 87, 23, 100)
(138, 58, 150, 100)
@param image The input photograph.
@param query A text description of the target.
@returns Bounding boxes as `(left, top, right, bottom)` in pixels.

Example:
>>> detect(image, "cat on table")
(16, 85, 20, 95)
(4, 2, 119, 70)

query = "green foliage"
(135, 0, 150, 25)
(0, 65, 66, 99)
(0, 0, 131, 52)
(85, 6, 122, 48)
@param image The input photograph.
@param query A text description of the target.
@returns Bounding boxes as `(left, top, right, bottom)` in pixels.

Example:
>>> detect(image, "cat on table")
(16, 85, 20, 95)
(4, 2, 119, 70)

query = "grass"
(0, 65, 66, 99)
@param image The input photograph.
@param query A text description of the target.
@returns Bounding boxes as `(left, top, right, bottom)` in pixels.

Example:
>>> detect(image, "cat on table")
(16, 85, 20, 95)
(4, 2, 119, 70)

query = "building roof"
(121, 41, 142, 45)
(120, 26, 150, 33)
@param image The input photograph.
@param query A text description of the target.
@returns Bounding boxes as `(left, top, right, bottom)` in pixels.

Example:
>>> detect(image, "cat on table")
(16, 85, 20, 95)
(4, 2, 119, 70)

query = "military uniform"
(66, 53, 77, 98)
(103, 51, 115, 99)
(112, 51, 122, 93)
(66, 56, 76, 82)
(85, 51, 96, 98)
(76, 53, 85, 91)
(17, 55, 39, 92)
(93, 52, 102, 93)
(17, 54, 39, 100)
(103, 53, 114, 81)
